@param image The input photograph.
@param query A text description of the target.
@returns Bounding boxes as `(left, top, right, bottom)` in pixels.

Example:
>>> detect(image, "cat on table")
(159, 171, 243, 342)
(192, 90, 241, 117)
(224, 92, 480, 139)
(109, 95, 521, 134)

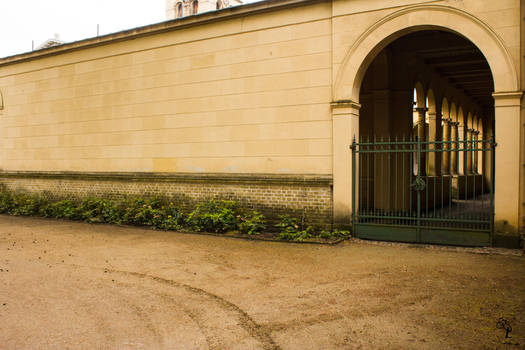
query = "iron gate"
(350, 136, 496, 246)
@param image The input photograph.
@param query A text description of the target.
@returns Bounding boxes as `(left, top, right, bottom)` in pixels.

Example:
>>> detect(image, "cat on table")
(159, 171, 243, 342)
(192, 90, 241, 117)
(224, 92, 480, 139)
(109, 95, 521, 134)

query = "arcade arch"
(331, 5, 521, 241)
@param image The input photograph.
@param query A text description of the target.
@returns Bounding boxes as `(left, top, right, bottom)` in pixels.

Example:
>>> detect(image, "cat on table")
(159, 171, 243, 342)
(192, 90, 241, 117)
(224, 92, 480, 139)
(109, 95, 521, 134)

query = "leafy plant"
(0, 190, 13, 213)
(238, 211, 266, 235)
(276, 215, 314, 241)
(129, 198, 162, 226)
(117, 197, 183, 230)
(319, 229, 351, 240)
(279, 225, 315, 241)
(44, 199, 80, 220)
(187, 200, 239, 233)
(154, 205, 184, 231)
(9, 193, 46, 216)
(0, 187, 337, 242)
(77, 197, 118, 223)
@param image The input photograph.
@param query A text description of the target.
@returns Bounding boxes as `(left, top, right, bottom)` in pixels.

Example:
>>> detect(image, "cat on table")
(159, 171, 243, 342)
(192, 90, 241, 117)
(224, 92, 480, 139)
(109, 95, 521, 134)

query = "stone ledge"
(0, 171, 333, 186)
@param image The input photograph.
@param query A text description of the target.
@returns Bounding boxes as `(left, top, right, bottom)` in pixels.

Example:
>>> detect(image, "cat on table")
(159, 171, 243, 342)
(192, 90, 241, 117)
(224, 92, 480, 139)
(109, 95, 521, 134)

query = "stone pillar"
(428, 110, 442, 176)
(473, 130, 480, 174)
(332, 100, 361, 225)
(450, 121, 459, 175)
(415, 107, 427, 176)
(483, 127, 493, 193)
(493, 92, 523, 234)
(442, 118, 451, 174)
(457, 123, 466, 175)
(466, 128, 474, 174)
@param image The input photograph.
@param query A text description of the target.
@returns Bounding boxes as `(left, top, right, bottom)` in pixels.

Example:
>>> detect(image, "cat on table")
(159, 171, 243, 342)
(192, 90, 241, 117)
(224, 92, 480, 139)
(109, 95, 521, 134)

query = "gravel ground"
(0, 215, 524, 349)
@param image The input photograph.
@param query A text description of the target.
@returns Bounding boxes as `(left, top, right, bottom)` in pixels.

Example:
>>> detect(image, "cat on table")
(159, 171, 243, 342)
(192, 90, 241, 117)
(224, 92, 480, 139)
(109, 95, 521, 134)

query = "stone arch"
(450, 102, 457, 123)
(414, 81, 426, 108)
(412, 81, 427, 128)
(477, 116, 484, 135)
(334, 5, 518, 102)
(457, 107, 465, 127)
(441, 97, 449, 119)
(426, 88, 436, 114)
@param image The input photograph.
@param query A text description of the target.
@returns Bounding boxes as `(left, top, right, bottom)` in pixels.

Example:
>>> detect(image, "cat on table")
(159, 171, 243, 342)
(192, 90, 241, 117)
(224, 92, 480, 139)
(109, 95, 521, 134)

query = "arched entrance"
(355, 30, 495, 245)
(331, 5, 522, 245)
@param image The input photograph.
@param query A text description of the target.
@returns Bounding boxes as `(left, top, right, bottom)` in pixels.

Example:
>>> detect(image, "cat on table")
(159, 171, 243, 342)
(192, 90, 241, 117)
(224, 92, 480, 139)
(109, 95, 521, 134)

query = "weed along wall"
(0, 0, 523, 239)
(0, 172, 333, 226)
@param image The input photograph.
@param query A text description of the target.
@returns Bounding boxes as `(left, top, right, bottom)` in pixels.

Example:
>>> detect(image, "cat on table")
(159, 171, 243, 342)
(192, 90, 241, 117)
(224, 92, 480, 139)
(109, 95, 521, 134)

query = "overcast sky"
(0, 0, 168, 58)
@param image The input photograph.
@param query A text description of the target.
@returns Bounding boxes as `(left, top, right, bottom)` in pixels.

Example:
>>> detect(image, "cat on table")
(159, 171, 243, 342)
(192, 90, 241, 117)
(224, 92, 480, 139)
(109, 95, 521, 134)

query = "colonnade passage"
(352, 30, 495, 246)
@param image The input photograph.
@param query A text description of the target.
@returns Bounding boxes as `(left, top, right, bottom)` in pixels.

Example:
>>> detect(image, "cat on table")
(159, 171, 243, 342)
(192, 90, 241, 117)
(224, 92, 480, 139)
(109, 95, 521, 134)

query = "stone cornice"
(0, 171, 333, 186)
(492, 91, 523, 99)
(330, 100, 362, 110)
(492, 91, 523, 107)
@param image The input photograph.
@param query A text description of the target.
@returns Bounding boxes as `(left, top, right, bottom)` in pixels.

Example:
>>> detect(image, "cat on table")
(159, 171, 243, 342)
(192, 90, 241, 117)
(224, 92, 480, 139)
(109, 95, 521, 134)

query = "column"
(415, 107, 427, 176)
(457, 123, 466, 175)
(493, 92, 523, 234)
(332, 100, 361, 224)
(428, 110, 442, 176)
(466, 128, 474, 174)
(442, 118, 451, 174)
(473, 130, 480, 174)
(450, 121, 459, 175)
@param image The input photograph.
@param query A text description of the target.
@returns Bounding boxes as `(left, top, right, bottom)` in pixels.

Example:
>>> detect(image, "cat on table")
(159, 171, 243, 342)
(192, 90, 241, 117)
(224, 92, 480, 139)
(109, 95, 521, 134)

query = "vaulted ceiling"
(393, 31, 494, 113)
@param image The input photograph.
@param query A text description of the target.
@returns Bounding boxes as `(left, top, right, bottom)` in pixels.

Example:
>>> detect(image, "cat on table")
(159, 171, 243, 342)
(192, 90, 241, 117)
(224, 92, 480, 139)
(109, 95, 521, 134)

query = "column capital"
(331, 100, 362, 110)
(331, 100, 361, 117)
(427, 112, 441, 120)
(492, 91, 523, 107)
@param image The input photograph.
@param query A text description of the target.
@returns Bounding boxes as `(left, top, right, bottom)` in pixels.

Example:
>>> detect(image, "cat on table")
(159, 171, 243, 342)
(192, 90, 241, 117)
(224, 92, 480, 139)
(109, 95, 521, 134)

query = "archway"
(332, 6, 521, 243)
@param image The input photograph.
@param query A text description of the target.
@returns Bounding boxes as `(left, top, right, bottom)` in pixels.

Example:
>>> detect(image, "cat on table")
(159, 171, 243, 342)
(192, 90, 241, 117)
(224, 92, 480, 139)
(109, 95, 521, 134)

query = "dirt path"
(0, 215, 524, 349)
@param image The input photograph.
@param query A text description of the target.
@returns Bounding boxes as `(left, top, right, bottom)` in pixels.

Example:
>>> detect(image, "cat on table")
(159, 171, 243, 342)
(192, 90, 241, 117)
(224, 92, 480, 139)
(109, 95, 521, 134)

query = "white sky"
(0, 0, 167, 58)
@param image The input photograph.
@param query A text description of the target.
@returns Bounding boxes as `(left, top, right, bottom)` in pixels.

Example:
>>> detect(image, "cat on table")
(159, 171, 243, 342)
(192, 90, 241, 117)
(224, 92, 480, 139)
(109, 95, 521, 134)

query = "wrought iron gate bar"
(350, 136, 496, 246)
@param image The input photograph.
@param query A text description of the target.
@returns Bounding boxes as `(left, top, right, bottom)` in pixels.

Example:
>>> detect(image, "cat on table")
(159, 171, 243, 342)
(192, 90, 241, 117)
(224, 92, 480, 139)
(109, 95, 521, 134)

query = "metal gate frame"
(350, 136, 496, 246)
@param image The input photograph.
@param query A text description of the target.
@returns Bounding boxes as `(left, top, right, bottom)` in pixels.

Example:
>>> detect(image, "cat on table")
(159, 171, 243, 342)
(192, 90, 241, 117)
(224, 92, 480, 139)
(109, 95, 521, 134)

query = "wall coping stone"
(0, 171, 333, 186)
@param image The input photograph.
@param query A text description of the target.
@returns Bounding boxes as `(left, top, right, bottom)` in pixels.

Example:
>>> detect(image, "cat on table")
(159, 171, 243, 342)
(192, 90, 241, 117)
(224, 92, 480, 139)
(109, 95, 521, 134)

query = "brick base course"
(0, 172, 333, 227)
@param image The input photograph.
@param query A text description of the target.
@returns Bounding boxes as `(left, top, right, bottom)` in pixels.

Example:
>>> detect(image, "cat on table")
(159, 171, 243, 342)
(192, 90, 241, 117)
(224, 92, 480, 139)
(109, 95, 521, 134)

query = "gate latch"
(410, 175, 426, 192)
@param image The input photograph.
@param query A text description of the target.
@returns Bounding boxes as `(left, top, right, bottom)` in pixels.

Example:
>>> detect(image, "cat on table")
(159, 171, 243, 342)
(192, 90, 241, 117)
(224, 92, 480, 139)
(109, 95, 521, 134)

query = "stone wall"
(0, 172, 333, 227)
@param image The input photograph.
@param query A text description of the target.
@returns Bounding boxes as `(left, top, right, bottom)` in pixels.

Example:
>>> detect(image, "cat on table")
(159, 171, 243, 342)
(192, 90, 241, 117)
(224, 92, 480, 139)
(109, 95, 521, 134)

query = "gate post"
(331, 100, 361, 225)
(493, 91, 523, 234)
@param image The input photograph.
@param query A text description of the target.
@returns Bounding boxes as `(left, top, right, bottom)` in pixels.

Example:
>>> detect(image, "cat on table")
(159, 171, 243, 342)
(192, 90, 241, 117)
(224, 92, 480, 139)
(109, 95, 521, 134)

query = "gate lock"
(410, 175, 426, 192)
